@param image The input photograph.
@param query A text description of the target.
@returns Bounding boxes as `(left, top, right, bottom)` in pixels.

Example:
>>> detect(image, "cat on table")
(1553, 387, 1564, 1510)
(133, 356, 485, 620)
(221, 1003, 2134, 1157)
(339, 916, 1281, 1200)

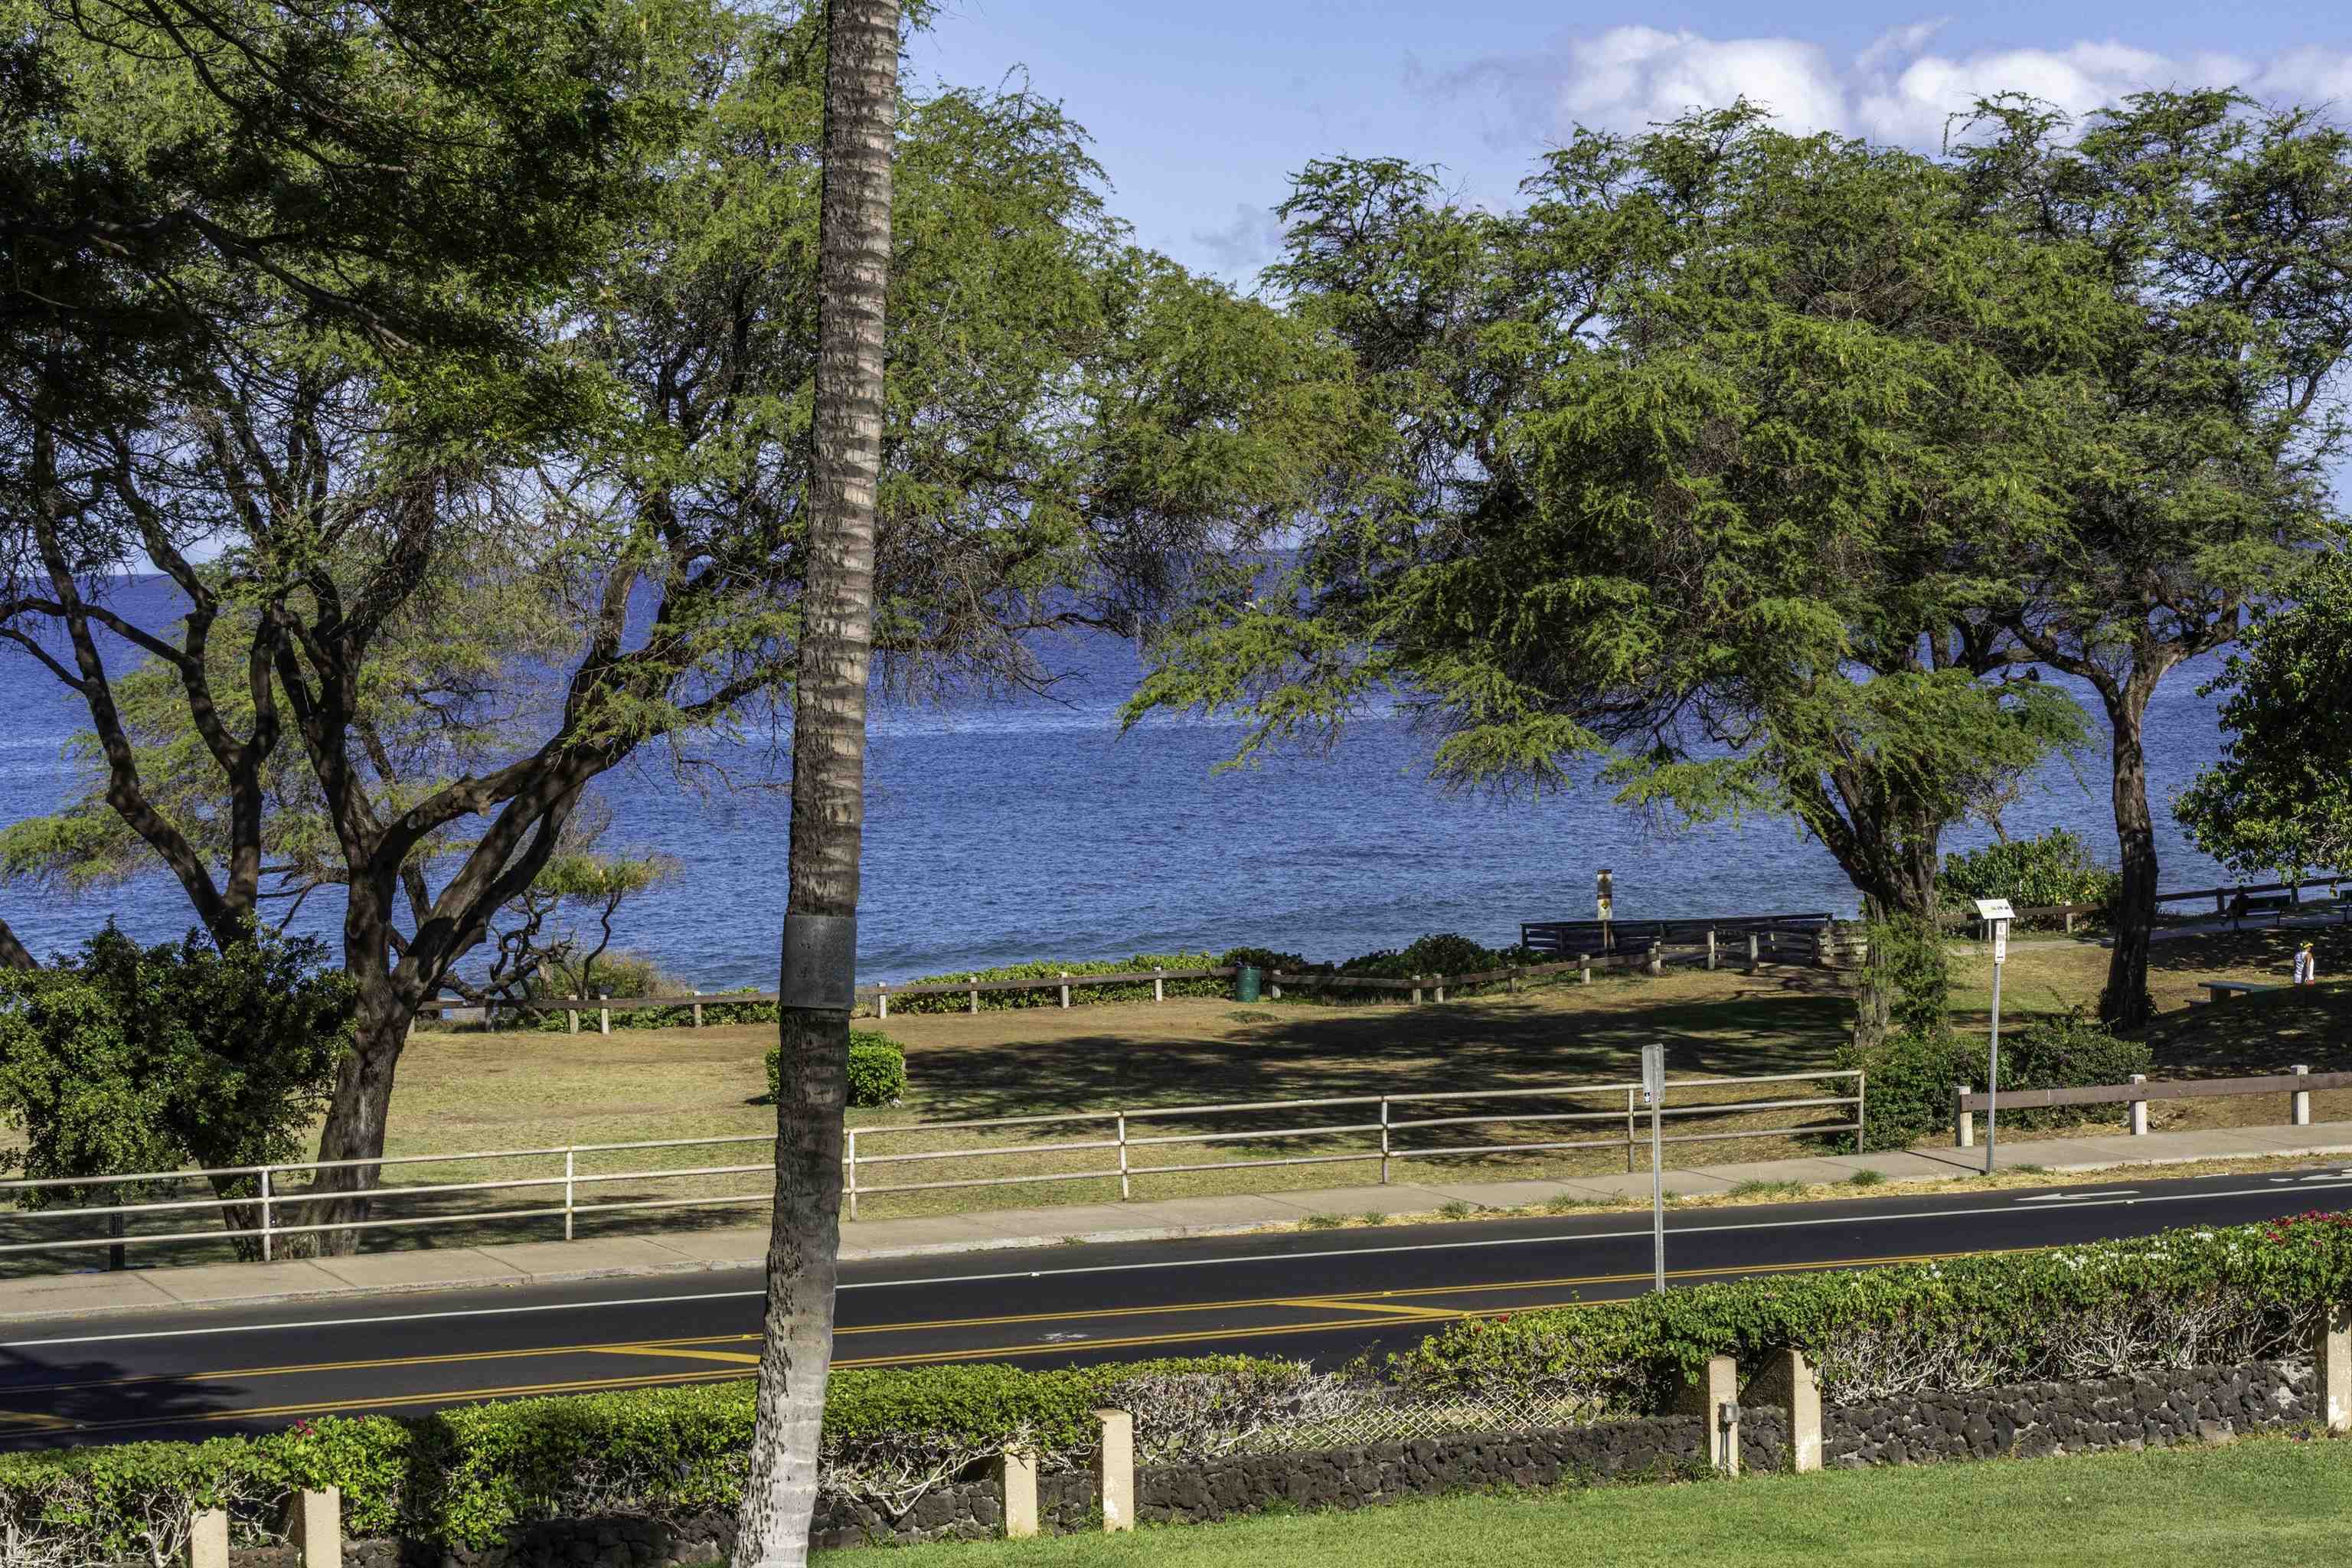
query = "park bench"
(2197, 978, 2291, 1004)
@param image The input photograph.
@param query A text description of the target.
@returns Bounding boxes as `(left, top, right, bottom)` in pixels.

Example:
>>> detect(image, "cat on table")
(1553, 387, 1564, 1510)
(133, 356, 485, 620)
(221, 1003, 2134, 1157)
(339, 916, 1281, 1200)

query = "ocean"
(0, 577, 2240, 988)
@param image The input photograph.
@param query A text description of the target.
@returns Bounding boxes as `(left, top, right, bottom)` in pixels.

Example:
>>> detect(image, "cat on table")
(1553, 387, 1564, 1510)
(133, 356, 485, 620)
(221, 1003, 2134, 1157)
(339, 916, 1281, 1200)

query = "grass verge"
(816, 1432, 2352, 1567)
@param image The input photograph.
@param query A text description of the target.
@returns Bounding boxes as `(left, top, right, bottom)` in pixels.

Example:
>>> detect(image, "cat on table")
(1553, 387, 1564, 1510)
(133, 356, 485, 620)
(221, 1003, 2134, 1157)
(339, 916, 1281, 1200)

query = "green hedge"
(1831, 1010, 2152, 1152)
(763, 1031, 907, 1107)
(1389, 1210, 2352, 1412)
(886, 952, 1232, 1014)
(1938, 829, 2121, 929)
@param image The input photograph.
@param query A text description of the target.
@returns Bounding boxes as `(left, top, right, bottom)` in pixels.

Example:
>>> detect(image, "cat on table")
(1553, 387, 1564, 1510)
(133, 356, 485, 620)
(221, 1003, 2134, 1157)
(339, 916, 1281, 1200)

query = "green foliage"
(1127, 107, 2094, 950)
(2180, 542, 2352, 880)
(766, 1032, 906, 1108)
(1938, 831, 2122, 926)
(0, 926, 353, 1223)
(1389, 1213, 2352, 1412)
(1337, 933, 1538, 979)
(1834, 1009, 2149, 1151)
(1863, 914, 1952, 1037)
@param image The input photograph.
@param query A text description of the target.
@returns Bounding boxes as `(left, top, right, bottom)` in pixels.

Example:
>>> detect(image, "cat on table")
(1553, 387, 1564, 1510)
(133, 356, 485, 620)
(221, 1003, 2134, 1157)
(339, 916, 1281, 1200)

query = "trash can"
(1235, 964, 1263, 1003)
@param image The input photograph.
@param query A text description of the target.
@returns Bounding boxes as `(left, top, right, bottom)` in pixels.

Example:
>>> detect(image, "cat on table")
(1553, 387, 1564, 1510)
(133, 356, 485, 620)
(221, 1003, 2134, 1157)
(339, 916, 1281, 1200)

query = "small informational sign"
(1641, 1041, 1665, 1105)
(1597, 896, 1614, 921)
(1971, 898, 2016, 923)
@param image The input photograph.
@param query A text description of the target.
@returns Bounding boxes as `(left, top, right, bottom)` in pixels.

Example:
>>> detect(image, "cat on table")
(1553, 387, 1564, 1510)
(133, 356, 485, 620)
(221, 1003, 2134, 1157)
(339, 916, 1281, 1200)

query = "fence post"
(1269, 969, 1284, 1001)
(1116, 1112, 1130, 1201)
(692, 991, 704, 1029)
(260, 1167, 273, 1263)
(1379, 1096, 1391, 1184)
(1434, 973, 1446, 1002)
(1060, 972, 1071, 1009)
(598, 992, 610, 1035)
(1747, 931, 1759, 974)
(1093, 1408, 1135, 1532)
(1647, 940, 1663, 976)
(970, 975, 980, 1015)
(564, 1150, 576, 1241)
(2064, 909, 2076, 935)
(1707, 929, 1717, 971)
(1411, 974, 1423, 1004)
(567, 995, 579, 1034)
(2128, 1073, 2148, 1135)
(1625, 1086, 1636, 1174)
(290, 1485, 341, 1568)
(1954, 1084, 1975, 1148)
(1154, 967, 1165, 1003)
(1675, 1355, 1740, 1475)
(1855, 1073, 1866, 1156)
(2292, 1064, 2312, 1127)
(2321, 1301, 2351, 1434)
(1579, 952, 1592, 986)
(189, 1508, 230, 1568)
(1743, 1350, 1821, 1474)
(998, 1449, 1040, 1540)
(876, 982, 889, 1021)
(846, 1129, 859, 1221)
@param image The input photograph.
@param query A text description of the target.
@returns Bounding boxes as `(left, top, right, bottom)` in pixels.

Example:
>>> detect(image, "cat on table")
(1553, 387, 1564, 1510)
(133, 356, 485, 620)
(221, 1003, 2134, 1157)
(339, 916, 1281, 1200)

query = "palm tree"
(734, 2, 900, 1563)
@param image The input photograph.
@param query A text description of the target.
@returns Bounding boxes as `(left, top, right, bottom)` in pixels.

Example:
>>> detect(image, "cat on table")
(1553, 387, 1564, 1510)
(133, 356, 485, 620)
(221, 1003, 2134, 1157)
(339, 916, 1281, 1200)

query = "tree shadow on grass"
(898, 977, 1858, 1124)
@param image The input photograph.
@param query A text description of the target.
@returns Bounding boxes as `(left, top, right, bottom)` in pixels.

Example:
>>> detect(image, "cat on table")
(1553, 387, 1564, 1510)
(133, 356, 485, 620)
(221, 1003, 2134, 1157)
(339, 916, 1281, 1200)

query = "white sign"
(1972, 898, 2016, 922)
(1641, 1042, 1666, 1102)
(1992, 925, 2007, 962)
(1597, 896, 1614, 921)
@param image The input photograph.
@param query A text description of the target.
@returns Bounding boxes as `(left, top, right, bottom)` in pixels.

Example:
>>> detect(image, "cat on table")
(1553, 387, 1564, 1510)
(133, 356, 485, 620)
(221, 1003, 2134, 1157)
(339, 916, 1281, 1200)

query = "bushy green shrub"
(1938, 829, 2121, 928)
(1831, 1008, 2151, 1152)
(1220, 945, 1312, 975)
(1834, 1026, 1980, 1152)
(1389, 1212, 2352, 1411)
(764, 1030, 906, 1106)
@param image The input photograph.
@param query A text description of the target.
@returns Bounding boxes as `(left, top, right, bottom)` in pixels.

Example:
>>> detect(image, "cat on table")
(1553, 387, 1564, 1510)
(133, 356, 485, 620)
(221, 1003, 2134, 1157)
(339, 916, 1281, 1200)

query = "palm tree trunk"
(735, 3, 900, 1564)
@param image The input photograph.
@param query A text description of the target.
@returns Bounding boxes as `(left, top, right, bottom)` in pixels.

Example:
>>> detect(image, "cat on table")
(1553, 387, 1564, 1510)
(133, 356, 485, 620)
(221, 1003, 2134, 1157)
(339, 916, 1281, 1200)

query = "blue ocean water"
(0, 577, 2239, 988)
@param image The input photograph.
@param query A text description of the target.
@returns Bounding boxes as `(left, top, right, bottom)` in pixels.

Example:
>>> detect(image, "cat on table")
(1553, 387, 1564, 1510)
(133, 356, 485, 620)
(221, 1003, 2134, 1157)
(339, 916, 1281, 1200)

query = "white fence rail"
(0, 1070, 1864, 1262)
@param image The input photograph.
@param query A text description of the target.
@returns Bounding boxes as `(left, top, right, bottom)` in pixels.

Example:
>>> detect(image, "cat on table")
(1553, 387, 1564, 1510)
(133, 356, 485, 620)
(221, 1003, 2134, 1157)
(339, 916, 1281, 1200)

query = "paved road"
(5, 1165, 2349, 1449)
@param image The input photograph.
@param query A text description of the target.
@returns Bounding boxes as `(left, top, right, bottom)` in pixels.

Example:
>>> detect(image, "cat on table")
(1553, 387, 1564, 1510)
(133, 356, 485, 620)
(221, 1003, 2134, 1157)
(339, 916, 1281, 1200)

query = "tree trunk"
(2098, 677, 2161, 1029)
(1849, 895, 1894, 1051)
(0, 916, 34, 972)
(302, 980, 411, 1256)
(736, 5, 899, 1565)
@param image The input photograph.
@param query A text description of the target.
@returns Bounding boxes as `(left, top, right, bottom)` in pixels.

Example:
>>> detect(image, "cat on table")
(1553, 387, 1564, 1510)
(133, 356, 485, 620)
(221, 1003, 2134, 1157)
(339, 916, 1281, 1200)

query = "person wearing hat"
(2295, 941, 2319, 987)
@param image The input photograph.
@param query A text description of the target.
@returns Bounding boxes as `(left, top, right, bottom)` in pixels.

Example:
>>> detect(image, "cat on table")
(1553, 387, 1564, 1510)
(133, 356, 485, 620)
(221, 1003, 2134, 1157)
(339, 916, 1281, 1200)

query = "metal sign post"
(1973, 899, 2014, 1178)
(1642, 1042, 1666, 1291)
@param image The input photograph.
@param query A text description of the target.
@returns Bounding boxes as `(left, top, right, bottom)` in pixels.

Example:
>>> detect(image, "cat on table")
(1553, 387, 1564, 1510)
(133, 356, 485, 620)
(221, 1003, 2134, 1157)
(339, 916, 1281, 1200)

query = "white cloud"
(1426, 24, 2352, 149)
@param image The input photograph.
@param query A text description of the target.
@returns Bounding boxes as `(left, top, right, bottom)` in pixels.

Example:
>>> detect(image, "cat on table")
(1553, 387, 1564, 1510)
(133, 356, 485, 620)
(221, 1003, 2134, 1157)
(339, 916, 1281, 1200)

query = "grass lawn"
(818, 1435, 2352, 1568)
(13, 926, 2347, 1269)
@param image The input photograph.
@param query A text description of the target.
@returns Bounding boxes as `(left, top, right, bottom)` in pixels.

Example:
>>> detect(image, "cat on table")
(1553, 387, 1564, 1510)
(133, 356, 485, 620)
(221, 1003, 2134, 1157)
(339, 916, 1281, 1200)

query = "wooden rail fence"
(1952, 1066, 2352, 1145)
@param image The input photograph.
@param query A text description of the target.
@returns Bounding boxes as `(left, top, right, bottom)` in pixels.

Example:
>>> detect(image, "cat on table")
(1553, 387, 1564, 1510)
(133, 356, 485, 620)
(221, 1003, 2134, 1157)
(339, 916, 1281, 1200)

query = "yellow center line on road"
(0, 1240, 2024, 1432)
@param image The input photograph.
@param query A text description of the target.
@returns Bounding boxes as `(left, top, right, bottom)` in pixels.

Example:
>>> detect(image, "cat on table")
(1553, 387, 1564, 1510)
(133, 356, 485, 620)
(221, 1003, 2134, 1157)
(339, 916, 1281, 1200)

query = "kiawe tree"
(2178, 537, 2352, 883)
(1953, 90, 2352, 1027)
(1130, 109, 2093, 1044)
(0, 0, 1350, 1261)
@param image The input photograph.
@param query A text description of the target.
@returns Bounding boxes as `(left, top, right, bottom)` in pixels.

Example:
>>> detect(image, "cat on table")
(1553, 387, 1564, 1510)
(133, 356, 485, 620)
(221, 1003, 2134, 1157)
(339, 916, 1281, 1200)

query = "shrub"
(1388, 1212, 2352, 1412)
(765, 1031, 906, 1107)
(1831, 1009, 2150, 1151)
(1833, 1026, 1981, 1152)
(1938, 829, 2121, 928)
(0, 924, 354, 1256)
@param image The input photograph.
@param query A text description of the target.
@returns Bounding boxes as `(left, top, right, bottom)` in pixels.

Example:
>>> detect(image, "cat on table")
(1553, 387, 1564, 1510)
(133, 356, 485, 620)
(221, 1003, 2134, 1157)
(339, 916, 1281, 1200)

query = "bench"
(2198, 979, 2291, 1003)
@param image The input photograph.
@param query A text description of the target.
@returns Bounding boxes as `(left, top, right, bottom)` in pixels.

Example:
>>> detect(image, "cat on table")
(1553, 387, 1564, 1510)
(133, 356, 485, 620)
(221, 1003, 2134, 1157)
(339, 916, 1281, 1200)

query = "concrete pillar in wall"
(1743, 1349, 1822, 1473)
(290, 1487, 341, 1568)
(1093, 1408, 1135, 1531)
(998, 1449, 1040, 1539)
(188, 1509, 229, 1568)
(2321, 1301, 2351, 1435)
(1674, 1354, 1741, 1475)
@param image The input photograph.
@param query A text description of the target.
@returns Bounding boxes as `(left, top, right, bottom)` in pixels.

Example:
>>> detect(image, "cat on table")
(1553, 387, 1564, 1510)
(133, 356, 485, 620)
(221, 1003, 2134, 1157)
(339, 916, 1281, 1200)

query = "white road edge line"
(9, 1178, 2351, 1351)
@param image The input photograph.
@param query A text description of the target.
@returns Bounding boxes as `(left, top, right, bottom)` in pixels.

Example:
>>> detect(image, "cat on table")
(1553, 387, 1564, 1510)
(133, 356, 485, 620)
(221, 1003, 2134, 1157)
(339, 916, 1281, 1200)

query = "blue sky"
(908, 2, 2352, 286)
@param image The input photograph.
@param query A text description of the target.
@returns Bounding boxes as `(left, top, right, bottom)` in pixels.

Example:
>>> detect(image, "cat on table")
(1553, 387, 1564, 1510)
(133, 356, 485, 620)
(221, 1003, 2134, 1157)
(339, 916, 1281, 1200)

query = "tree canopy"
(2179, 539, 2352, 879)
(0, 2, 1355, 1231)
(1129, 106, 2093, 1040)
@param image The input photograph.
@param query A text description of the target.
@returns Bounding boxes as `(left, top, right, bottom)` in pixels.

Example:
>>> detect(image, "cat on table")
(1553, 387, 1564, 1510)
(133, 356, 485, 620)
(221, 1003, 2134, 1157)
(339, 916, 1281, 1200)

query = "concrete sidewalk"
(5, 1120, 2350, 1325)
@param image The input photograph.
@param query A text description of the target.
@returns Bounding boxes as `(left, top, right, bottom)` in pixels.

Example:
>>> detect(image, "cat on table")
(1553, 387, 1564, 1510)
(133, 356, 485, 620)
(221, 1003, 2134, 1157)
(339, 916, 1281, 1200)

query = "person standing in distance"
(2294, 941, 2318, 987)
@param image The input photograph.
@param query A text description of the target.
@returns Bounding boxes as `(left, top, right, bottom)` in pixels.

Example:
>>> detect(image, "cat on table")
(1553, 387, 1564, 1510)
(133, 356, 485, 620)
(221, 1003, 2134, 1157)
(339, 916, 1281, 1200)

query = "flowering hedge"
(1389, 1211, 2352, 1410)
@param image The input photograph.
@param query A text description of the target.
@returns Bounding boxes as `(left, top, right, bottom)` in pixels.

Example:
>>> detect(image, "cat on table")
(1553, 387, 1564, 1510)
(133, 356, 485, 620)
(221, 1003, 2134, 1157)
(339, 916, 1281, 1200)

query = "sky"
(906, 2, 2352, 286)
